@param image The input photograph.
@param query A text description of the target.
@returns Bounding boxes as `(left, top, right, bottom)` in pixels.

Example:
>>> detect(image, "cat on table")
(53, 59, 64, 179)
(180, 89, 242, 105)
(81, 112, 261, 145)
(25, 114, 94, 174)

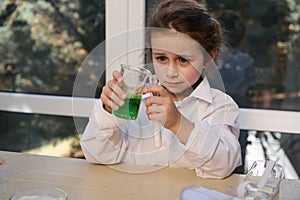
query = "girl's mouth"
(165, 81, 182, 87)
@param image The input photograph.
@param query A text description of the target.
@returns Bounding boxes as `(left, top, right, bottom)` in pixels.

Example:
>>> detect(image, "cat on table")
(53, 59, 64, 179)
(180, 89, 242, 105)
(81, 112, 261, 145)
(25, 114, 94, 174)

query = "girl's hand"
(100, 71, 127, 113)
(144, 85, 181, 133)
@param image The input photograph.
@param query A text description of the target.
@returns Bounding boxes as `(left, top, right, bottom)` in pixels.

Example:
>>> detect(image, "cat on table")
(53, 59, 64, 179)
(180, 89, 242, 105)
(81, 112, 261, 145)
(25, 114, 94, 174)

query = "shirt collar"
(188, 76, 213, 104)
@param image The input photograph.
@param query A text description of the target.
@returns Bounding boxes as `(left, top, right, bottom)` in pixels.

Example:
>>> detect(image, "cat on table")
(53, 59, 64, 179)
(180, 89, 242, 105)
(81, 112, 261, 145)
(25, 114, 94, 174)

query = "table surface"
(0, 151, 298, 200)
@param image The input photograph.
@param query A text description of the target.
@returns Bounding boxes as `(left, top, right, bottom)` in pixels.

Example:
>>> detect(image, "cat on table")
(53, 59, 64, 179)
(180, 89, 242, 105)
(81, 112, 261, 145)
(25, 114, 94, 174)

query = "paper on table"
(181, 185, 232, 200)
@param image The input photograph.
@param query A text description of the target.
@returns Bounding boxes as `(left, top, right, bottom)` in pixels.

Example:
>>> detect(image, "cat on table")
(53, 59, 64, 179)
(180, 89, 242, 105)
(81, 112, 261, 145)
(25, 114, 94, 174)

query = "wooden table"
(0, 151, 298, 200)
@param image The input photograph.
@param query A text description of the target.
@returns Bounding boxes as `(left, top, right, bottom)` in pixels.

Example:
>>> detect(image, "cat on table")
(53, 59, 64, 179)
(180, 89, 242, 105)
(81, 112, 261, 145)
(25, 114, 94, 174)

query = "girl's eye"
(178, 57, 189, 63)
(155, 56, 167, 62)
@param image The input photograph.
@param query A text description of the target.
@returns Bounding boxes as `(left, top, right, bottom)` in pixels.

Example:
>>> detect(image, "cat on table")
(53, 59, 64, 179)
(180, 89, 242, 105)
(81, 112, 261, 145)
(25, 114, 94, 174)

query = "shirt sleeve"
(80, 100, 129, 164)
(183, 95, 242, 179)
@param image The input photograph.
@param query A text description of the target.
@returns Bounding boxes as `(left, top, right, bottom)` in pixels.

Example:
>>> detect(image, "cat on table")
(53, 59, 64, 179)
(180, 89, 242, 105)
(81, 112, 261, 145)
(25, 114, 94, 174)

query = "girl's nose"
(165, 62, 179, 77)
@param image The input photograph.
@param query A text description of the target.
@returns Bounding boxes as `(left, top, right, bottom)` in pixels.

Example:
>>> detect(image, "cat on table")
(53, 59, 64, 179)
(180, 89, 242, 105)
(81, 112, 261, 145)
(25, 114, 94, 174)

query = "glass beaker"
(112, 64, 153, 120)
(10, 186, 67, 200)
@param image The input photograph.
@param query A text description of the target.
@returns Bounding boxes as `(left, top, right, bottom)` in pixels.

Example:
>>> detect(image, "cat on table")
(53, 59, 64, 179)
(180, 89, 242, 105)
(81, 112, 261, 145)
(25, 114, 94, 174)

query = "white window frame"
(0, 0, 300, 135)
(1, 91, 300, 134)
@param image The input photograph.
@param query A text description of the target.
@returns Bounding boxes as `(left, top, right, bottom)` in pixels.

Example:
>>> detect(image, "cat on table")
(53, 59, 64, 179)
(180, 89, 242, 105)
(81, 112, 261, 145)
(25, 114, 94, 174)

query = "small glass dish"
(227, 160, 284, 199)
(10, 186, 67, 200)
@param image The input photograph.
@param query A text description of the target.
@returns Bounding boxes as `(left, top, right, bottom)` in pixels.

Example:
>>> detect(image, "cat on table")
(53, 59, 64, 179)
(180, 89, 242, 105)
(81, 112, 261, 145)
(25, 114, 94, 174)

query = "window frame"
(0, 0, 299, 134)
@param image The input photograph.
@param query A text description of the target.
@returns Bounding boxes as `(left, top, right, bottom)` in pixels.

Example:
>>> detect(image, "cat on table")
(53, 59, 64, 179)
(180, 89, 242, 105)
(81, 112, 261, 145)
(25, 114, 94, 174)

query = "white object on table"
(257, 160, 276, 188)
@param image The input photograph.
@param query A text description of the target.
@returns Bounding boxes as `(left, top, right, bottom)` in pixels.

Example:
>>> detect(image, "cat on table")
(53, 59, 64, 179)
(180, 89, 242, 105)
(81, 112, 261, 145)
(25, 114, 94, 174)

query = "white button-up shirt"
(80, 77, 241, 179)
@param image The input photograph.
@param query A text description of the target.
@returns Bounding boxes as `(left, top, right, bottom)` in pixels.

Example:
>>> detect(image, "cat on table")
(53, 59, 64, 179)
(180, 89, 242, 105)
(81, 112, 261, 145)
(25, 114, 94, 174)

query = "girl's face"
(151, 31, 207, 100)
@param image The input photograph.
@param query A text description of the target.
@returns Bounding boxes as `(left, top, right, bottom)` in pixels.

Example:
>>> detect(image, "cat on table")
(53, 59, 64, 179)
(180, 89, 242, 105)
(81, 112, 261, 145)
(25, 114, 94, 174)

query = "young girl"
(80, 0, 241, 179)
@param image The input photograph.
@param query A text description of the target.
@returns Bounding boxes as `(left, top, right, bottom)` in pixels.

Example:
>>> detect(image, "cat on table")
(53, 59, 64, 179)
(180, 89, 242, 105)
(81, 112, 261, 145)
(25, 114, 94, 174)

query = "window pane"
(146, 0, 300, 112)
(0, 111, 87, 158)
(0, 0, 105, 158)
(0, 0, 105, 96)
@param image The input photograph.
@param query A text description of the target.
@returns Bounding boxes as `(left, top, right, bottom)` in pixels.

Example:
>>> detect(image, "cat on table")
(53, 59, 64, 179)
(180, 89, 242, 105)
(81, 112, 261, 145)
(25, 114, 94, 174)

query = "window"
(147, 0, 300, 112)
(0, 0, 105, 156)
(0, 0, 105, 96)
(0, 0, 145, 158)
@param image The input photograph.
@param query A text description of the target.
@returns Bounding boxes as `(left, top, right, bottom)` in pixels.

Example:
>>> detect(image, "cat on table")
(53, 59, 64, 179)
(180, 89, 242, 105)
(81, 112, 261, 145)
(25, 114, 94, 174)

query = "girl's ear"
(203, 49, 218, 69)
(210, 48, 218, 60)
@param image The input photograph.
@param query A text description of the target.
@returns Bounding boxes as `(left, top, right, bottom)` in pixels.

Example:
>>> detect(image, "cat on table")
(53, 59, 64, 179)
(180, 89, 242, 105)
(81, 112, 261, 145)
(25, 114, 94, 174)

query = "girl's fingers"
(100, 92, 119, 111)
(100, 70, 127, 111)
(101, 78, 126, 109)
(107, 80, 126, 100)
(146, 104, 161, 114)
(145, 95, 173, 107)
(144, 85, 168, 97)
(103, 85, 125, 106)
(101, 86, 120, 109)
(112, 71, 123, 82)
(146, 105, 163, 118)
(147, 105, 166, 123)
(145, 96, 161, 106)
